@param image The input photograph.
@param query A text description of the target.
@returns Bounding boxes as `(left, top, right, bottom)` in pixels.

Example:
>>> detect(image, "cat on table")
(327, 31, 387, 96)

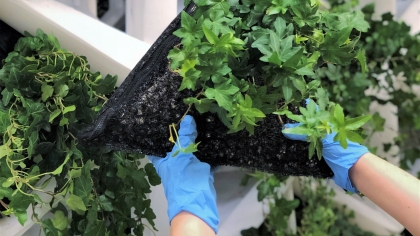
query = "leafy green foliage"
(171, 0, 372, 156)
(319, 1, 420, 176)
(0, 30, 160, 235)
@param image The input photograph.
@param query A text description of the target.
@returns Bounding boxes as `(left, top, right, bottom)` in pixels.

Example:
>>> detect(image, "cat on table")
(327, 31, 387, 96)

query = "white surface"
(126, 0, 181, 45)
(399, 0, 420, 34)
(0, 0, 150, 86)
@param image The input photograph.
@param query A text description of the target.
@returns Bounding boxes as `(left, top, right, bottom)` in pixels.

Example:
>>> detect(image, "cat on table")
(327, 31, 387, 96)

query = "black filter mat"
(0, 20, 23, 67)
(78, 3, 333, 178)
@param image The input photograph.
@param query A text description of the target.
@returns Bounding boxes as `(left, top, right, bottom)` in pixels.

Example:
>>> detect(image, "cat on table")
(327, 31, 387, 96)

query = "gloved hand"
(147, 115, 219, 233)
(283, 117, 369, 193)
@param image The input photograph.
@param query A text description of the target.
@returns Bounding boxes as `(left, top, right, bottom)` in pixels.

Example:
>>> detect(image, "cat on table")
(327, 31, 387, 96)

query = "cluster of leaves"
(317, 1, 420, 176)
(241, 172, 300, 236)
(241, 176, 374, 236)
(171, 0, 372, 159)
(0, 30, 160, 235)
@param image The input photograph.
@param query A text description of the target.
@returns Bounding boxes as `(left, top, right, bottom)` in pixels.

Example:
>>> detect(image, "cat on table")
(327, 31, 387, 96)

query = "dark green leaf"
(145, 163, 161, 186)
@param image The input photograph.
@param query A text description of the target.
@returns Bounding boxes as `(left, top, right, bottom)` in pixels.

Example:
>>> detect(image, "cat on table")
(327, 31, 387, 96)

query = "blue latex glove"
(147, 115, 219, 233)
(283, 122, 369, 193)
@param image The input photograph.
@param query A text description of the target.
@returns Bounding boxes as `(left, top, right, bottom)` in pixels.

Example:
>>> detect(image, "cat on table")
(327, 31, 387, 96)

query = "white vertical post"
(126, 0, 180, 45)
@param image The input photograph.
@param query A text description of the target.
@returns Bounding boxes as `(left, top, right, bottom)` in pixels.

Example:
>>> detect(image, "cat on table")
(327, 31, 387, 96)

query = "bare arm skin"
(349, 153, 420, 235)
(171, 211, 216, 236)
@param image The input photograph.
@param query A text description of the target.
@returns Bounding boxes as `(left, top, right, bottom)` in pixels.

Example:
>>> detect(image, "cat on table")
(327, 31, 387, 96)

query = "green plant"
(171, 0, 373, 159)
(317, 1, 420, 176)
(0, 30, 160, 235)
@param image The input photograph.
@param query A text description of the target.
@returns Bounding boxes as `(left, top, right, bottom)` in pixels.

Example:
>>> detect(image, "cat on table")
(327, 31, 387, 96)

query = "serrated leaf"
(345, 115, 371, 130)
(205, 80, 239, 111)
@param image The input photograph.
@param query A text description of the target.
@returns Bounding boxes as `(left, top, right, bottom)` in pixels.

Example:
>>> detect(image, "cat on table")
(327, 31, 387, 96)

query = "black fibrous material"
(78, 3, 333, 178)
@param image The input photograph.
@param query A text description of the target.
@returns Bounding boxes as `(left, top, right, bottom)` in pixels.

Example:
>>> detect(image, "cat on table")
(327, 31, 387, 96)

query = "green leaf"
(181, 142, 201, 154)
(51, 210, 68, 230)
(41, 83, 54, 102)
(335, 11, 370, 32)
(1, 88, 13, 106)
(74, 161, 92, 203)
(0, 110, 11, 133)
(355, 49, 368, 73)
(51, 153, 70, 175)
(174, 12, 204, 44)
(0, 186, 13, 199)
(257, 181, 271, 201)
(63, 105, 76, 114)
(15, 211, 28, 226)
(282, 125, 311, 136)
(333, 104, 345, 126)
(55, 84, 69, 97)
(346, 130, 364, 144)
(266, 0, 294, 15)
(292, 77, 306, 95)
(203, 25, 218, 44)
(49, 109, 61, 123)
(9, 192, 34, 212)
(66, 194, 87, 212)
(0, 145, 8, 159)
(145, 163, 161, 186)
(99, 195, 113, 212)
(205, 80, 239, 111)
(345, 115, 371, 130)
(96, 74, 117, 95)
(282, 77, 293, 102)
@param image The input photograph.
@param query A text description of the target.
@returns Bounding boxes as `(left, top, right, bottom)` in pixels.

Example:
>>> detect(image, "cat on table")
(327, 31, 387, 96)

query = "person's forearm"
(349, 153, 420, 235)
(171, 211, 216, 236)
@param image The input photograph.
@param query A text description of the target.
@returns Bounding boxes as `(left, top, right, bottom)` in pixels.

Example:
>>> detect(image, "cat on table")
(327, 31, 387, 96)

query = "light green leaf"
(63, 105, 76, 114)
(0, 145, 8, 160)
(346, 130, 364, 144)
(292, 77, 306, 95)
(0, 110, 11, 133)
(55, 84, 69, 97)
(41, 83, 54, 102)
(282, 125, 311, 136)
(51, 210, 68, 230)
(345, 115, 371, 130)
(203, 25, 218, 44)
(333, 104, 345, 126)
(66, 194, 87, 212)
(49, 109, 61, 123)
(355, 49, 368, 73)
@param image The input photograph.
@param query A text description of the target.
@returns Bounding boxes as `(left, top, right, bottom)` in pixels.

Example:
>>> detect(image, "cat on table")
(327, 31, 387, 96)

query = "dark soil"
(77, 2, 333, 178)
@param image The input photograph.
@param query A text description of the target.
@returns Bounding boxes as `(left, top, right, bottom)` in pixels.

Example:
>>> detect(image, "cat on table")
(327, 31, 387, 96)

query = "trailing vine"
(0, 30, 160, 235)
